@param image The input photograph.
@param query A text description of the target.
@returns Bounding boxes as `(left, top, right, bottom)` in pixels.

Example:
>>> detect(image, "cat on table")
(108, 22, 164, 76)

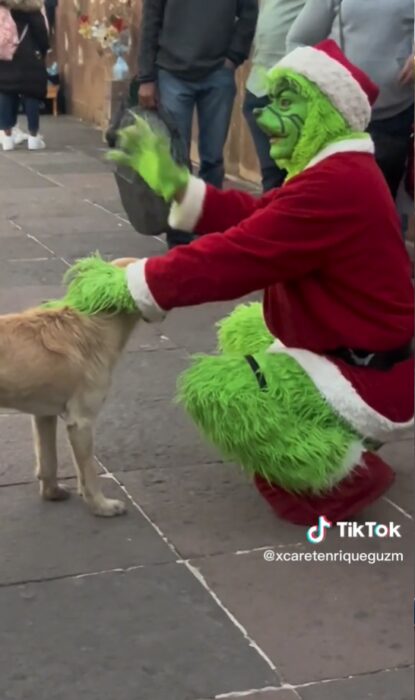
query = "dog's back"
(0, 307, 130, 415)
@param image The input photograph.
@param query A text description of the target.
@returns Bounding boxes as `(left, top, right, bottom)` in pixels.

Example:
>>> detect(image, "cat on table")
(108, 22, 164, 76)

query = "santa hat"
(277, 40, 379, 131)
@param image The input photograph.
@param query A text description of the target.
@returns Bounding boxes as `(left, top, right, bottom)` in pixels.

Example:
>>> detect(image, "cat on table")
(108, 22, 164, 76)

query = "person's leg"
(0, 92, 19, 150)
(196, 66, 237, 188)
(368, 105, 414, 200)
(23, 97, 45, 150)
(0, 92, 19, 132)
(176, 305, 394, 525)
(157, 69, 197, 248)
(243, 90, 286, 192)
(216, 302, 274, 355)
(24, 97, 40, 135)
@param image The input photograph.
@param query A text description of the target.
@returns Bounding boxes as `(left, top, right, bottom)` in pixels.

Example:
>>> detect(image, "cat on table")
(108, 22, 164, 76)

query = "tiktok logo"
(306, 516, 333, 544)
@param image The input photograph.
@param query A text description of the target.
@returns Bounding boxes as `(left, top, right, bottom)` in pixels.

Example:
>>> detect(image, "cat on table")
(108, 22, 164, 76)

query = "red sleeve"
(168, 176, 276, 235)
(195, 186, 277, 235)
(146, 168, 351, 311)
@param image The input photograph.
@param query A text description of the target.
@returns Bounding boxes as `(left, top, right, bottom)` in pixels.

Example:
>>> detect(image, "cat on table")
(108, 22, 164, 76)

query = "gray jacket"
(138, 0, 258, 83)
(287, 0, 414, 120)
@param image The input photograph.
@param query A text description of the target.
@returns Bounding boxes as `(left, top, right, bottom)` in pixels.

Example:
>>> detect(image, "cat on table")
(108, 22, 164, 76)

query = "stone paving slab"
(1, 190, 108, 219)
(0, 479, 174, 585)
(0, 285, 63, 313)
(298, 667, 413, 700)
(196, 534, 413, 685)
(35, 228, 166, 262)
(16, 213, 132, 236)
(126, 323, 176, 352)
(0, 414, 77, 486)
(379, 441, 414, 515)
(229, 692, 299, 700)
(33, 159, 109, 175)
(2, 234, 50, 260)
(0, 568, 278, 700)
(163, 303, 239, 352)
(0, 164, 57, 188)
(163, 298, 261, 352)
(118, 464, 303, 558)
(0, 258, 67, 287)
(107, 349, 189, 401)
(50, 172, 115, 191)
(96, 396, 220, 472)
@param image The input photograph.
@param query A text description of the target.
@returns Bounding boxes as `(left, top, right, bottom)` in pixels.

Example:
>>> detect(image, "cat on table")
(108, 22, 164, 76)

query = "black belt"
(245, 342, 413, 391)
(327, 342, 413, 371)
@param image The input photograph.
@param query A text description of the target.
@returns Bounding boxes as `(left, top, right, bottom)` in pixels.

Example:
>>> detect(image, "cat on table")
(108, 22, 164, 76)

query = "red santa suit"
(127, 139, 414, 446)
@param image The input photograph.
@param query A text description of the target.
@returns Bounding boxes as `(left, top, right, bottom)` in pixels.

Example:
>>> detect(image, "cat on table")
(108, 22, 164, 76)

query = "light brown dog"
(0, 258, 140, 516)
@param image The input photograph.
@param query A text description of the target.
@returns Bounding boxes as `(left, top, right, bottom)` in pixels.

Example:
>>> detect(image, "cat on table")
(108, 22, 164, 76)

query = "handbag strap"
(19, 24, 28, 45)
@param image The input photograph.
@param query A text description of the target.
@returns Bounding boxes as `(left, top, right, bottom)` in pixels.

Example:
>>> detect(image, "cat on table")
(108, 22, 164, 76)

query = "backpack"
(0, 6, 19, 60)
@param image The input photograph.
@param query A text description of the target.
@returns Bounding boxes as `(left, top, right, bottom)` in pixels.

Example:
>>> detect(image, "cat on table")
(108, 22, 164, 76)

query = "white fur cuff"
(126, 260, 166, 322)
(168, 176, 207, 232)
(268, 343, 414, 442)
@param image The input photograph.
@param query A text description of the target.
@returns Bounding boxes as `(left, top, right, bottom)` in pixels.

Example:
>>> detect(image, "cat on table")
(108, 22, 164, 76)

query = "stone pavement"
(0, 117, 413, 700)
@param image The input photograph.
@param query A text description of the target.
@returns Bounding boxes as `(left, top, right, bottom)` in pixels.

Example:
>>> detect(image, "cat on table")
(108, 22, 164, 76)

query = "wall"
(56, 0, 260, 183)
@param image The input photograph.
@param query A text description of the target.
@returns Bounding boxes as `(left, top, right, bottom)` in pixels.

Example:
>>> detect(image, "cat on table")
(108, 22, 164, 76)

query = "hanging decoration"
(77, 0, 131, 78)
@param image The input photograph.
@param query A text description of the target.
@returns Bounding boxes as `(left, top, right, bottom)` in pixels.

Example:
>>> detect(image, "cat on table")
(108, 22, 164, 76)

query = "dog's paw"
(41, 482, 71, 502)
(90, 497, 127, 517)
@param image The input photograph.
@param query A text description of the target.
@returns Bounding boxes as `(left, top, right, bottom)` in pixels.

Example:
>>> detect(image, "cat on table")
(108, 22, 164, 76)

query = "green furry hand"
(43, 255, 138, 316)
(107, 115, 190, 202)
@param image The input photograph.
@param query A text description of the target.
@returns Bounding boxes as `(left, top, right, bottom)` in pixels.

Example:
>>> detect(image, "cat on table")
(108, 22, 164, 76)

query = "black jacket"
(0, 10, 49, 99)
(138, 0, 258, 83)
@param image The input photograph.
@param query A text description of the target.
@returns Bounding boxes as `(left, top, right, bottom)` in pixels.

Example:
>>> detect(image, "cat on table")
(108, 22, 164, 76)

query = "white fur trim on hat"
(126, 259, 166, 322)
(277, 46, 372, 131)
(168, 176, 207, 233)
(267, 343, 414, 443)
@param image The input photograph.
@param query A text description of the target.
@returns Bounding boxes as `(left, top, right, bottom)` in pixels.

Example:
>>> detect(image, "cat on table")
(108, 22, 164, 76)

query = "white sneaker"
(28, 135, 46, 150)
(13, 125, 28, 144)
(1, 134, 14, 151)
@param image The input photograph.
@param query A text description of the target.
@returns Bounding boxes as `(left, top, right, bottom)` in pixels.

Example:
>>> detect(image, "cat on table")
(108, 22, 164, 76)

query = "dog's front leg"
(32, 416, 70, 501)
(66, 421, 126, 517)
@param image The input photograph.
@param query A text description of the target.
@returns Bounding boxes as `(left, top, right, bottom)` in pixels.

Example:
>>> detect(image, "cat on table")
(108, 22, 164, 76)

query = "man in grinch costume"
(101, 40, 414, 525)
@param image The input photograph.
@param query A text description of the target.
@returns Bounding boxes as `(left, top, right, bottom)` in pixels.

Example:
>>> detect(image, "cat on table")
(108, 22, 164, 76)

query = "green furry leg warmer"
(217, 303, 274, 355)
(177, 350, 360, 494)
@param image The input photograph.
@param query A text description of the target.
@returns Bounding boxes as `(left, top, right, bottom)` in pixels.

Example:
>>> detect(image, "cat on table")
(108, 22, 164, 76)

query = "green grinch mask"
(255, 70, 367, 181)
(255, 88, 308, 162)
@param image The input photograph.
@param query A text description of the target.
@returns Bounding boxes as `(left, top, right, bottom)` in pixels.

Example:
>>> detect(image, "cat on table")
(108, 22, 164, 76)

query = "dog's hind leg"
(66, 420, 126, 517)
(32, 416, 71, 501)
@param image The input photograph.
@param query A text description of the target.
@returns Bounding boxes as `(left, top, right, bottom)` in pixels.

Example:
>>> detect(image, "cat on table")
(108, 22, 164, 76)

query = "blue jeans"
(243, 90, 286, 192)
(368, 104, 414, 200)
(0, 92, 40, 134)
(158, 66, 236, 248)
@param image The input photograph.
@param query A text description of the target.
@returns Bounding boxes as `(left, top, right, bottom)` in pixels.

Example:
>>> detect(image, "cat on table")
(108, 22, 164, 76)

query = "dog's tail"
(43, 254, 138, 316)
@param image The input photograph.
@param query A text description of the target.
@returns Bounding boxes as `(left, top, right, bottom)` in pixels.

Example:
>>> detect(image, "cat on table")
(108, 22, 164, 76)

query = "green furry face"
(255, 88, 308, 161)
(257, 70, 361, 180)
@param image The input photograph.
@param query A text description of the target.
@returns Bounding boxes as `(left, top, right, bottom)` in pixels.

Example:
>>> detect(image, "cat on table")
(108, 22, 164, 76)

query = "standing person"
(0, 0, 49, 151)
(138, 0, 258, 248)
(287, 0, 414, 200)
(244, 0, 305, 191)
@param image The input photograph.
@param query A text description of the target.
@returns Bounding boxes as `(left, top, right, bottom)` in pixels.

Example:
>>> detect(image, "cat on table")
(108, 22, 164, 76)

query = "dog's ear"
(112, 258, 138, 269)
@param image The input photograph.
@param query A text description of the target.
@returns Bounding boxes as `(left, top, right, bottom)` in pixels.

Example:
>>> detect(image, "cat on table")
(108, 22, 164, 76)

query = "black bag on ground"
(106, 82, 187, 236)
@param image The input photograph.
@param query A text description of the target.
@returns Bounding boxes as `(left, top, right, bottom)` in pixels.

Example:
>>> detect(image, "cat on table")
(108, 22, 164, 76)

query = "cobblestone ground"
(0, 117, 413, 700)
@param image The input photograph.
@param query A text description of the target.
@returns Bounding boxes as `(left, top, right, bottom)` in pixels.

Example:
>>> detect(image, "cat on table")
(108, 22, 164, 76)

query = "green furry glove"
(43, 255, 138, 316)
(107, 115, 190, 203)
